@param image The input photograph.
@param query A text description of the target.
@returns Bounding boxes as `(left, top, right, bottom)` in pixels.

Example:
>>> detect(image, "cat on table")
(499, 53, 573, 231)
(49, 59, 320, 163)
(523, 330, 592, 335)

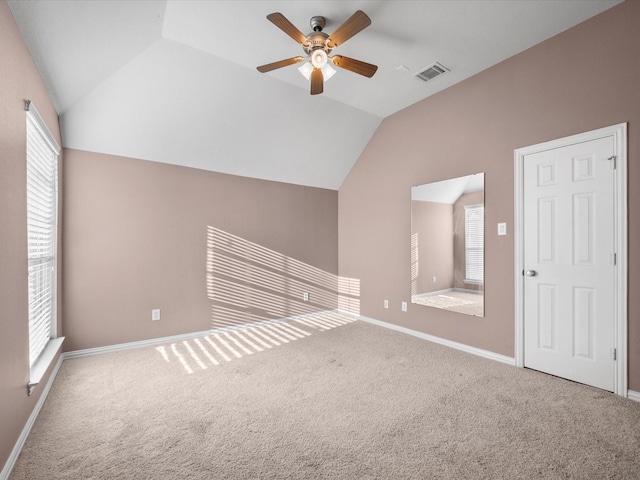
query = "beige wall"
(62, 149, 338, 352)
(411, 200, 453, 294)
(338, 1, 640, 390)
(0, 0, 63, 472)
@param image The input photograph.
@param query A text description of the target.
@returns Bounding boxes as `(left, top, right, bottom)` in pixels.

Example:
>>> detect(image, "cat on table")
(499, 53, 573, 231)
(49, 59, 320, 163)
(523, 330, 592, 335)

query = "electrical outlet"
(402, 302, 407, 312)
(151, 309, 161, 321)
(384, 299, 389, 309)
(303, 292, 310, 302)
(433, 276, 437, 283)
(498, 222, 507, 236)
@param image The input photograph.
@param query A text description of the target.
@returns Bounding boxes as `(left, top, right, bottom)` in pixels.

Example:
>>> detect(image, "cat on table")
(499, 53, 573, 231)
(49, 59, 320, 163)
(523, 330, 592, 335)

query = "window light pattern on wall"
(205, 226, 360, 332)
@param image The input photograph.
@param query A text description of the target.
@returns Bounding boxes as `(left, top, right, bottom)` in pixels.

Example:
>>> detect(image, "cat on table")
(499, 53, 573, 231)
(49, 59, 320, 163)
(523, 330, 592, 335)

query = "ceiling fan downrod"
(310, 16, 326, 32)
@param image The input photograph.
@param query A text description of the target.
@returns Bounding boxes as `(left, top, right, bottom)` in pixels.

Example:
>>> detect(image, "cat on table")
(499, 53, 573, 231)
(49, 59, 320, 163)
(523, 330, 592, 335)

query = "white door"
(523, 136, 616, 391)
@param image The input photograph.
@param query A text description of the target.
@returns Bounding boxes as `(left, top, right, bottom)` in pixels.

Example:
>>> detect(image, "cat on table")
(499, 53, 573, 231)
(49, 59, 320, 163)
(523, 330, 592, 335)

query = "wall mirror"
(411, 173, 484, 317)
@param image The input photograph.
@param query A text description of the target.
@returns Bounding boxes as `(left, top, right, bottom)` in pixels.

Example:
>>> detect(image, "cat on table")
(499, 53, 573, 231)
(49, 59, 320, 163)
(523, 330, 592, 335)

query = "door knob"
(525, 270, 537, 277)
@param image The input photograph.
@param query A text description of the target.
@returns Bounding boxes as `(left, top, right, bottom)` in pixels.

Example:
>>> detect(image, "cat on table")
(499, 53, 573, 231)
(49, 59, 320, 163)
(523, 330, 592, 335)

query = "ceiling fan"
(257, 10, 378, 95)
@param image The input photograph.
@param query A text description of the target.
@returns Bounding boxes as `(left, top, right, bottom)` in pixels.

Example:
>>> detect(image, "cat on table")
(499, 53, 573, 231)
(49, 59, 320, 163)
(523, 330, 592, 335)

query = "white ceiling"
(412, 173, 484, 204)
(8, 0, 622, 190)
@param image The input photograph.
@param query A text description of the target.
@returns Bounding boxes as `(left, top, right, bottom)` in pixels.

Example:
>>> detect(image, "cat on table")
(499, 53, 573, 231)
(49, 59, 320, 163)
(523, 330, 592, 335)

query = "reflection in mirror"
(411, 173, 484, 317)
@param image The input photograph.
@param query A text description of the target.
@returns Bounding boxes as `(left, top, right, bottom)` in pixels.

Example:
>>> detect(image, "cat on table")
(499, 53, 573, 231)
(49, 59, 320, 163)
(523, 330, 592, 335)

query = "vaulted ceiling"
(8, 0, 621, 189)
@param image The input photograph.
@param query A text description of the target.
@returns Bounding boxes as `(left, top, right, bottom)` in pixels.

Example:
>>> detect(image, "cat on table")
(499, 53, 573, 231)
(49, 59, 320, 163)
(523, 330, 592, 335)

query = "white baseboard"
(0, 355, 63, 480)
(63, 310, 339, 360)
(346, 311, 515, 366)
(628, 390, 640, 403)
(63, 330, 213, 359)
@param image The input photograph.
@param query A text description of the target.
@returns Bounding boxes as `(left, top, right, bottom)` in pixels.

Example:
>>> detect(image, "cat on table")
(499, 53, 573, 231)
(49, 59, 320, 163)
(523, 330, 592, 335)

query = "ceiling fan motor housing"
(304, 16, 331, 56)
(304, 31, 330, 55)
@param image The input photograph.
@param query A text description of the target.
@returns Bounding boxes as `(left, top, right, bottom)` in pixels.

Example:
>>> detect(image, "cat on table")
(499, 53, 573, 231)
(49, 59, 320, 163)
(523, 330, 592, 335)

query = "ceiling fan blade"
(310, 68, 323, 95)
(327, 10, 371, 48)
(331, 55, 378, 78)
(267, 12, 309, 46)
(257, 56, 304, 73)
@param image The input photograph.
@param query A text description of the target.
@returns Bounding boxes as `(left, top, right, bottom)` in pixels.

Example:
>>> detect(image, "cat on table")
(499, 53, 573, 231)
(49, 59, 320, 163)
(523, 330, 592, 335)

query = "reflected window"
(464, 204, 484, 284)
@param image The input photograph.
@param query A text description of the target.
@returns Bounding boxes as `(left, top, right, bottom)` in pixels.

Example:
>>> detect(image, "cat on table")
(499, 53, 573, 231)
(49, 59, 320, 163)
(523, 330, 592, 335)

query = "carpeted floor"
(10, 314, 640, 479)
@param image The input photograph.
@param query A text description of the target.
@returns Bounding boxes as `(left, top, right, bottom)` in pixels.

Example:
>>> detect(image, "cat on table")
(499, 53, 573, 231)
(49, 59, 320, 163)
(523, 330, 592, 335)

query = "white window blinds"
(464, 204, 484, 284)
(26, 101, 60, 368)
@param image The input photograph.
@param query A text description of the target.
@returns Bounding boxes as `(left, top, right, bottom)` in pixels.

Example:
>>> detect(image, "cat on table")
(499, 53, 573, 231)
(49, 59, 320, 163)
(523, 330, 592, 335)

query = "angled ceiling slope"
(8, 0, 622, 190)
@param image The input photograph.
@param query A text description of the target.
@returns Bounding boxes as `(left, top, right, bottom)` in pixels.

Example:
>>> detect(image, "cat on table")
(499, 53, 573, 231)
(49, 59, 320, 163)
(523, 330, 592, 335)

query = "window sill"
(28, 337, 65, 395)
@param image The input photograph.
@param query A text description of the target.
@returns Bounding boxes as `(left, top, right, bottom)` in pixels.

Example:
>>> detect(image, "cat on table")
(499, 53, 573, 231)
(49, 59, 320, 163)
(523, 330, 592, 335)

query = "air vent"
(415, 62, 449, 83)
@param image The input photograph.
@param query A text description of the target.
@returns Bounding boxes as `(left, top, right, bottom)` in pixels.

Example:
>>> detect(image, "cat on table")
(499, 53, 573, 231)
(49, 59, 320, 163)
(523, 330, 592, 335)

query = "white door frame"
(514, 123, 628, 397)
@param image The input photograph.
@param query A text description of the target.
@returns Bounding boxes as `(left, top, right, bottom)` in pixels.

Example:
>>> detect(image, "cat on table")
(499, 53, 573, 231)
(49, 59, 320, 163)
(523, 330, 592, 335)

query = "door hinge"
(611, 347, 617, 361)
(608, 155, 617, 170)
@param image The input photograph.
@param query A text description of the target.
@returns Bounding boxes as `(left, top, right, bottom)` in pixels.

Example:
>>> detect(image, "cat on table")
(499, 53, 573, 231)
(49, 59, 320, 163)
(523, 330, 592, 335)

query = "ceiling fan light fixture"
(310, 49, 328, 69)
(298, 60, 336, 81)
(298, 61, 313, 80)
(321, 63, 336, 81)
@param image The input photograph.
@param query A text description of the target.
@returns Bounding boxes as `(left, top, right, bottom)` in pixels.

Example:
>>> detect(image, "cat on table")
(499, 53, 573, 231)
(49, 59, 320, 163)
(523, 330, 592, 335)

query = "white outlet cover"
(498, 222, 507, 236)
(384, 300, 389, 309)
(401, 301, 407, 312)
(152, 309, 161, 321)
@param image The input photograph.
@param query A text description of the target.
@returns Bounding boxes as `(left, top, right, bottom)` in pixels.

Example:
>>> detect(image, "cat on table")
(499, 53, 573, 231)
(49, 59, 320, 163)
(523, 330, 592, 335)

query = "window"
(26, 101, 60, 368)
(464, 204, 484, 284)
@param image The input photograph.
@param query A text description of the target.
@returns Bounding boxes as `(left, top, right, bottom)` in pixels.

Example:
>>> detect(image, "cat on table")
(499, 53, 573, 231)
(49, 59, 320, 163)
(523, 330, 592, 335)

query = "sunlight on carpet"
(413, 294, 477, 308)
(155, 312, 356, 374)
